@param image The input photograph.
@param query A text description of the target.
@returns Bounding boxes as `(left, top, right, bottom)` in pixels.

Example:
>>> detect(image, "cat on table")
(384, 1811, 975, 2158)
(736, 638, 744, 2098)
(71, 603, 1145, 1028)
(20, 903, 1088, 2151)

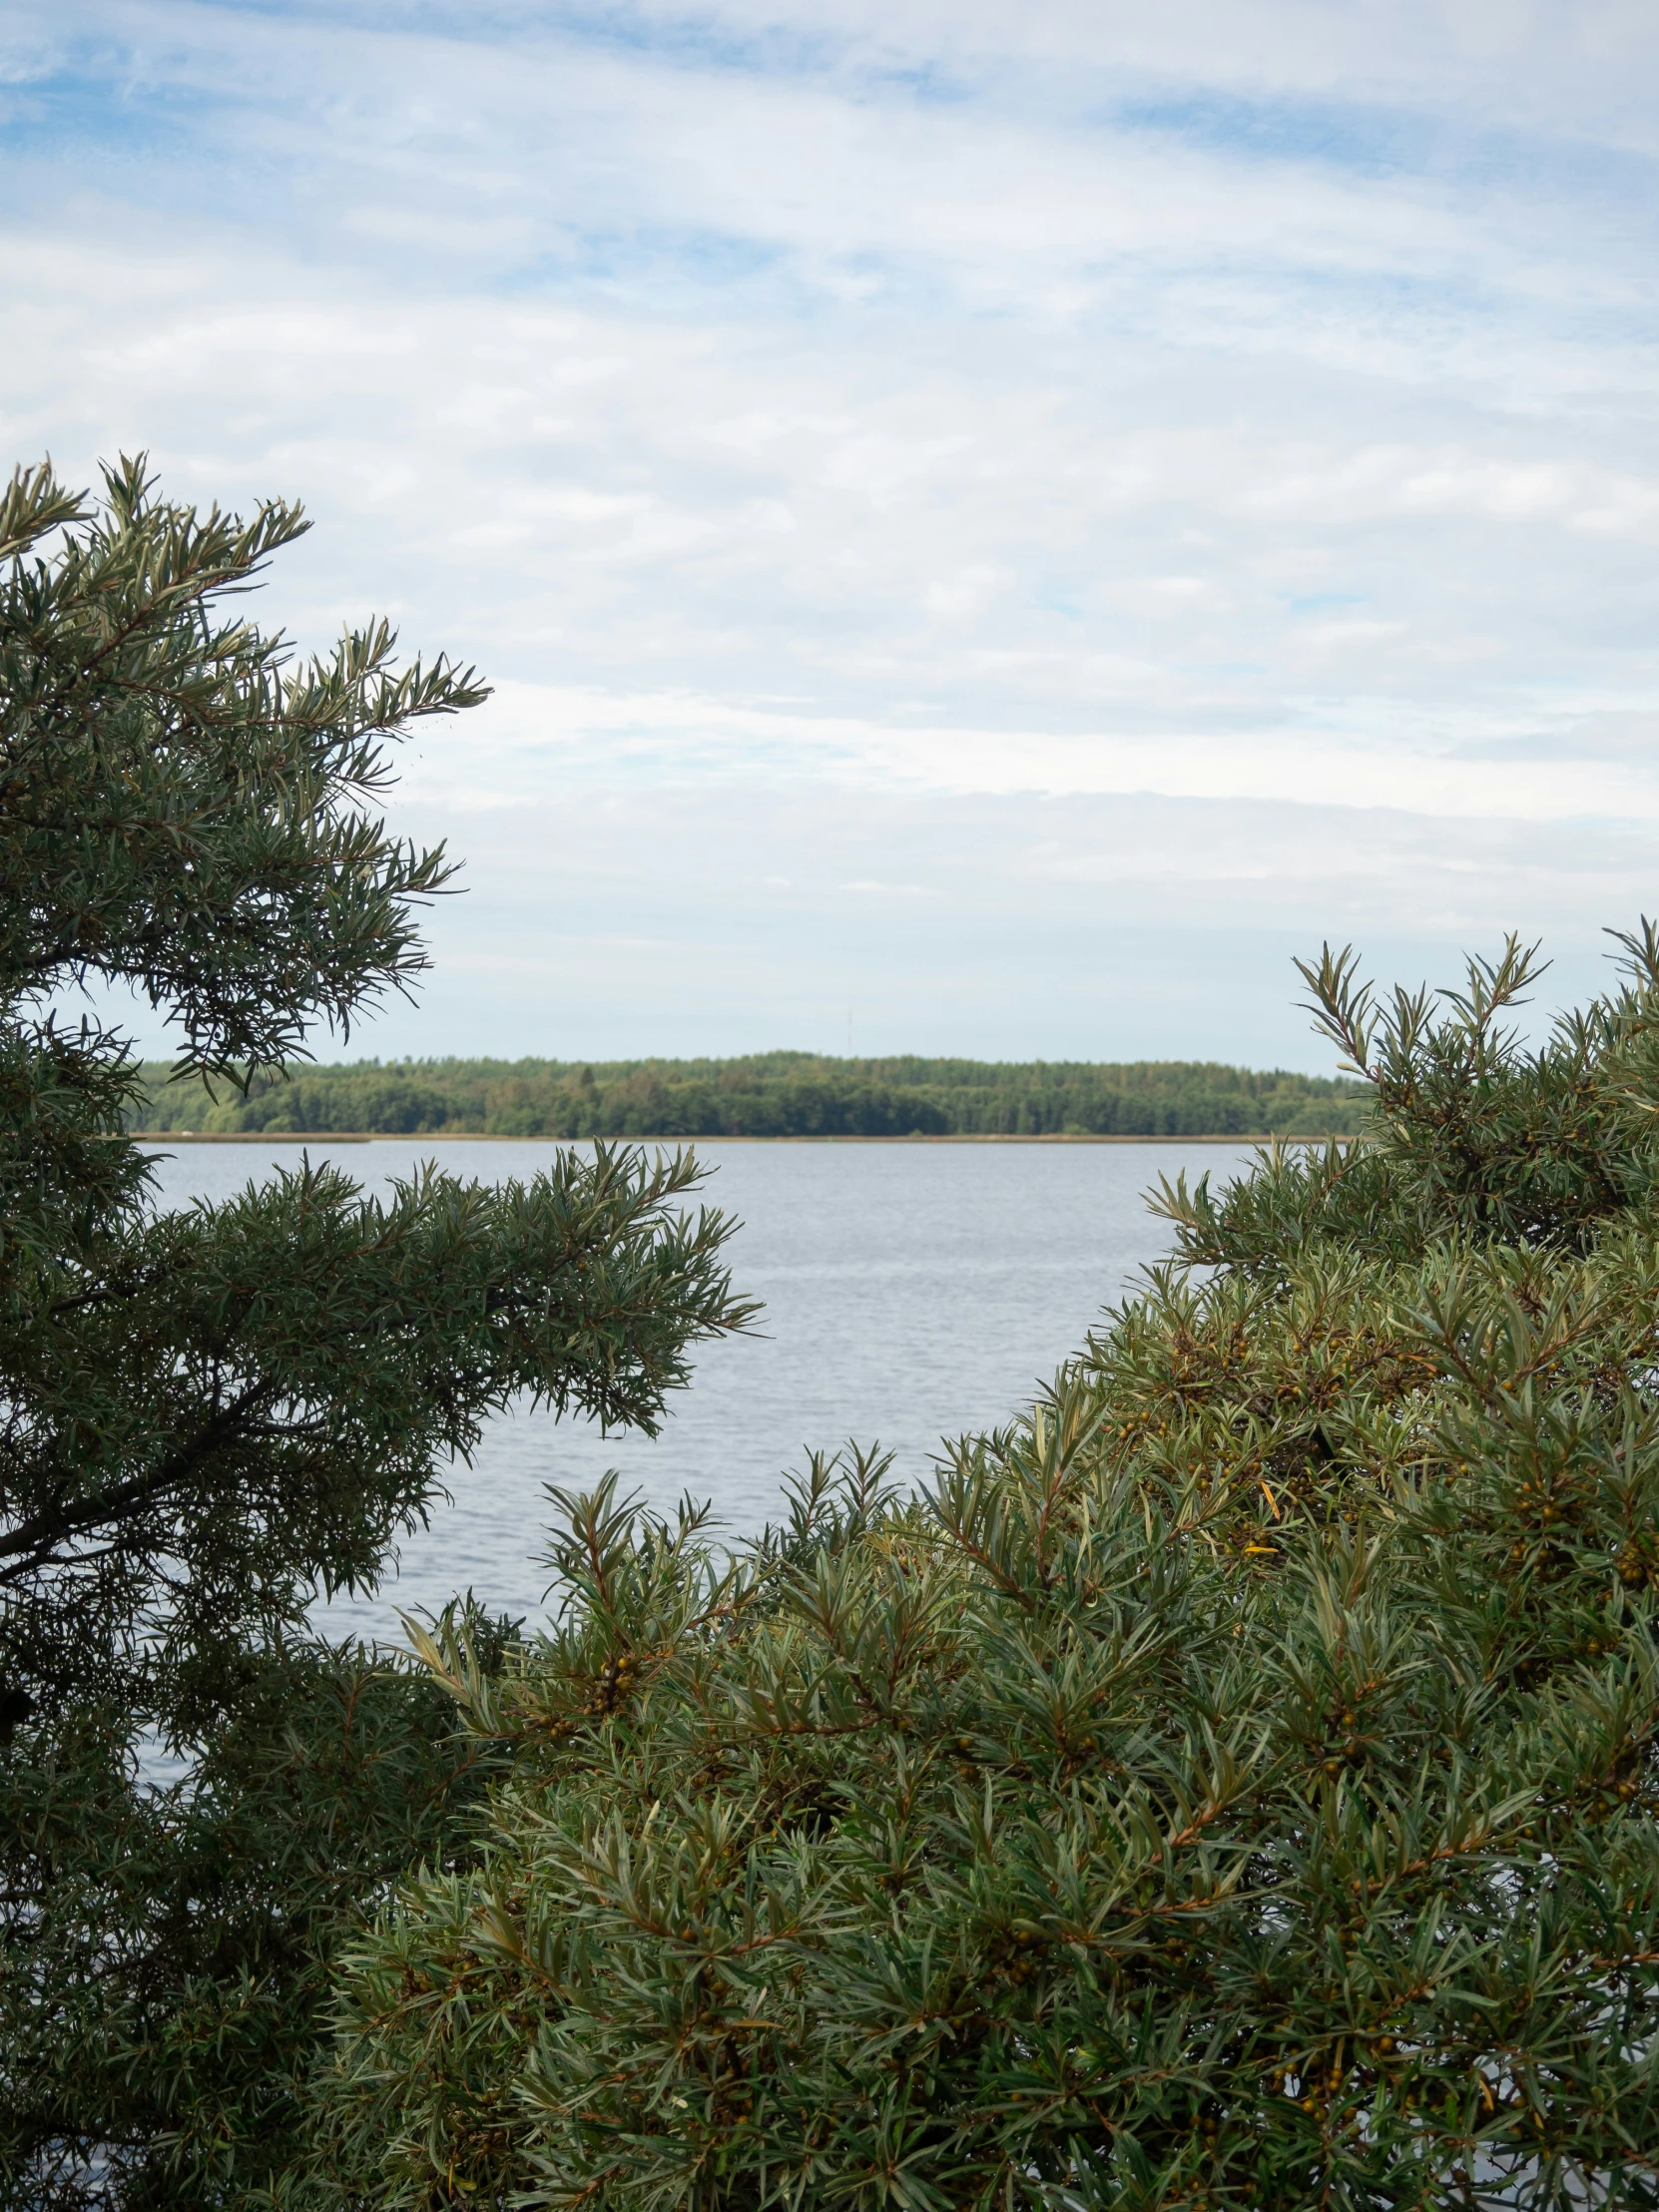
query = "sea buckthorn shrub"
(0, 458, 754, 2210)
(302, 936, 1659, 2212)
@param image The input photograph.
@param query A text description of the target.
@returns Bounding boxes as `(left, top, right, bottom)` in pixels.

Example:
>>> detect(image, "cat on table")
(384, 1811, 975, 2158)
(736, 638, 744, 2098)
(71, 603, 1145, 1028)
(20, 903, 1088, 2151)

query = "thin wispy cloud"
(4, 0, 1657, 1060)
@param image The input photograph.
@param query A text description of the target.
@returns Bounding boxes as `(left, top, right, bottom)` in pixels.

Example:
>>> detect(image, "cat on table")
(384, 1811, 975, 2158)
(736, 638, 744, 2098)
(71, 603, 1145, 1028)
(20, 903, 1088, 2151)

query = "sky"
(4, 0, 1659, 1068)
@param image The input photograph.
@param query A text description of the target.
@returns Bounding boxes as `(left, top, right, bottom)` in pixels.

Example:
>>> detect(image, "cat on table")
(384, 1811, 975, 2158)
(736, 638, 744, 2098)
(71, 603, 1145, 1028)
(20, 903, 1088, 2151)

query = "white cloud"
(2, 0, 1658, 1059)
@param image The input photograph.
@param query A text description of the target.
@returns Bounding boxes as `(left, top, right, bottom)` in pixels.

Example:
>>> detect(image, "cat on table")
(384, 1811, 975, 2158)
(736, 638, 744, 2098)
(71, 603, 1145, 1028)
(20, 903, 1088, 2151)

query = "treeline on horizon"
(128, 1051, 1373, 1139)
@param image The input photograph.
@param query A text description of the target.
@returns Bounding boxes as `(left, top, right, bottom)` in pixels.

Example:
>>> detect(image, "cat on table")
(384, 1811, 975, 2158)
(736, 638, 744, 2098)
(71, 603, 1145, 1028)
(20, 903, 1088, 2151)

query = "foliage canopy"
(125, 1055, 1369, 1142)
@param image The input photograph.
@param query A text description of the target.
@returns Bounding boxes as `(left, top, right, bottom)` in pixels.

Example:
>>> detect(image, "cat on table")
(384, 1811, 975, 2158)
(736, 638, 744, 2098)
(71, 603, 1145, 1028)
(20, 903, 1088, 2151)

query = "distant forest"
(128, 1053, 1372, 1139)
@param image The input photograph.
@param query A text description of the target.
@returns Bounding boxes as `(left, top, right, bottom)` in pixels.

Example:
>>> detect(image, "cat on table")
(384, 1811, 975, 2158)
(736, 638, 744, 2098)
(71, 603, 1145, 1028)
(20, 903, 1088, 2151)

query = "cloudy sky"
(5, 1, 1659, 1066)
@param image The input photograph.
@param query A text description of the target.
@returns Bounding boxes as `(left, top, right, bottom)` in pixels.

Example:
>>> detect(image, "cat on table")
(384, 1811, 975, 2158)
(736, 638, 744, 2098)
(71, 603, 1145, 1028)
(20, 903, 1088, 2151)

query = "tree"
(310, 935, 1659, 2211)
(0, 459, 755, 2206)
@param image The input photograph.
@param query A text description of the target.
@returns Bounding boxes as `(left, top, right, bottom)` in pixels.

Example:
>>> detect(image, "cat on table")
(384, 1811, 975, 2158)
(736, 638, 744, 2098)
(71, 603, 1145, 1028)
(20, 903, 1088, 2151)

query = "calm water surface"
(142, 1139, 1255, 1641)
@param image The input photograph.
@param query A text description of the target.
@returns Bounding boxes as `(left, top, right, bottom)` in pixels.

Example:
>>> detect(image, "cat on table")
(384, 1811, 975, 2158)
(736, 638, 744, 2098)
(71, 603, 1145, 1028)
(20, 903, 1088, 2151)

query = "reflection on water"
(141, 1138, 1255, 1644)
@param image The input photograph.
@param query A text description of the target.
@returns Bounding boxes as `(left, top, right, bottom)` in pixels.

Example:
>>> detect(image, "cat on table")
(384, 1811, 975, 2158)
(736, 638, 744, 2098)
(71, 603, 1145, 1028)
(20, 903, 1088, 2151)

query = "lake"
(141, 1138, 1257, 1643)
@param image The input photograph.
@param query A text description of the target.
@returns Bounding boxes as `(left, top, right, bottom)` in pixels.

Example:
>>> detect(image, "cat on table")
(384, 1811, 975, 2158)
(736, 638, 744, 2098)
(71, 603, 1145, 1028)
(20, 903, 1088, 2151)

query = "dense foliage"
(300, 933, 1659, 2212)
(8, 1629, 511, 2210)
(127, 1054, 1370, 1142)
(0, 460, 753, 2207)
